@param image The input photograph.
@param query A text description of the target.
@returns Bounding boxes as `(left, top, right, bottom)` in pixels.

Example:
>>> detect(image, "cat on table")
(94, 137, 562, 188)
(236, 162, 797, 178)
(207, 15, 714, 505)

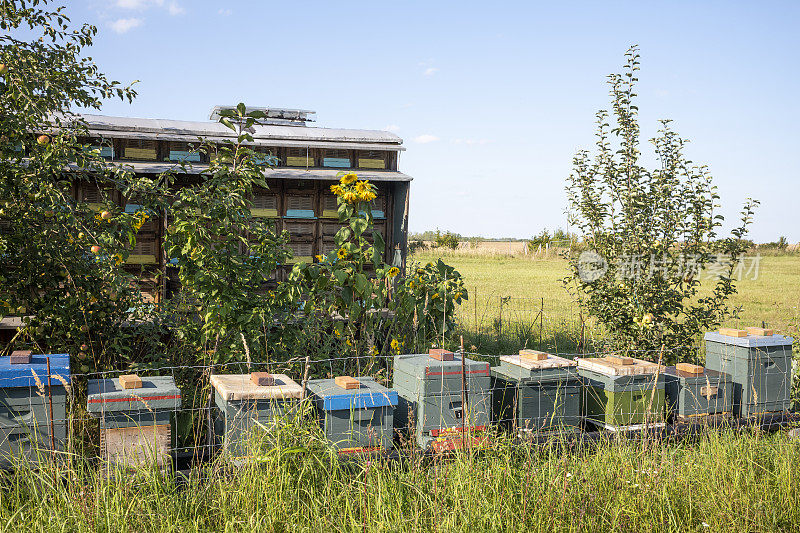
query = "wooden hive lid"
(500, 352, 576, 370)
(334, 375, 360, 390)
(675, 362, 704, 375)
(719, 328, 747, 338)
(576, 356, 663, 376)
(746, 326, 773, 337)
(210, 373, 304, 401)
(428, 348, 455, 361)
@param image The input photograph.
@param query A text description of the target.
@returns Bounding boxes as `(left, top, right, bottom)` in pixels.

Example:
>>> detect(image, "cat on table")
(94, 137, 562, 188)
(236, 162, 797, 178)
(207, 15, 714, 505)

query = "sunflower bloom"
(330, 184, 343, 196)
(340, 173, 357, 185)
(390, 338, 400, 353)
(337, 247, 347, 259)
(387, 266, 400, 278)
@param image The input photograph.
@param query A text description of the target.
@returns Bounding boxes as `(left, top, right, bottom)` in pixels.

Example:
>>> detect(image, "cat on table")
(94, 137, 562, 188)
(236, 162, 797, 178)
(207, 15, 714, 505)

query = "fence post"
(539, 297, 544, 344)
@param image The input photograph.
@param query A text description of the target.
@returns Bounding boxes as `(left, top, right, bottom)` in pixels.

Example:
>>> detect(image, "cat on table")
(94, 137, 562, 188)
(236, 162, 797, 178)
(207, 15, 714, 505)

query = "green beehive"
(211, 373, 304, 457)
(664, 363, 732, 420)
(0, 353, 70, 465)
(492, 351, 581, 434)
(87, 375, 181, 468)
(577, 356, 665, 430)
(306, 376, 397, 453)
(704, 328, 793, 417)
(393, 352, 491, 450)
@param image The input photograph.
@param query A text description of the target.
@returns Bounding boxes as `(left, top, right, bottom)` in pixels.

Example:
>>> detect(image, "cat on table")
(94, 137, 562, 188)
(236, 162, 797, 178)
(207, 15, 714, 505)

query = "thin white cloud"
(413, 134, 440, 144)
(452, 138, 491, 145)
(384, 124, 400, 133)
(167, 1, 185, 15)
(110, 17, 143, 33)
(424, 67, 439, 77)
(116, 0, 162, 8)
(218, 8, 232, 16)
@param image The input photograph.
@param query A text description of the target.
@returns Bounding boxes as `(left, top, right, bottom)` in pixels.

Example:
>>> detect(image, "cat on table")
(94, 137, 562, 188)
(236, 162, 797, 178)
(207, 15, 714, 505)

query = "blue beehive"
(0, 353, 71, 465)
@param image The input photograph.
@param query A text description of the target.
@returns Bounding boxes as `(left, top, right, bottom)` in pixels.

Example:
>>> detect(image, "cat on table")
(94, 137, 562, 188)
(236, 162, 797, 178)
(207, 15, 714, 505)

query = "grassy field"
(412, 251, 800, 348)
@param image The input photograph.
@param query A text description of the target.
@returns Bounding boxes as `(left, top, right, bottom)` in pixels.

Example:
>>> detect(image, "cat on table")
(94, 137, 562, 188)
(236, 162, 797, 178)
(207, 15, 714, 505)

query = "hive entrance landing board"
(500, 354, 576, 370)
(577, 356, 663, 377)
(210, 374, 303, 401)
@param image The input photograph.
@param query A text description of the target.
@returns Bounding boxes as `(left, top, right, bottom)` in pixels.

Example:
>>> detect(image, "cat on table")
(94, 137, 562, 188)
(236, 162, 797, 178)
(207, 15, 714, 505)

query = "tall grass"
(1, 422, 799, 532)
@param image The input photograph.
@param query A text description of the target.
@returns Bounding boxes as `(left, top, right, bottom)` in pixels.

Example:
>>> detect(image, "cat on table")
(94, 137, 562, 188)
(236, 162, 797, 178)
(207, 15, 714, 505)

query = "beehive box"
(664, 364, 732, 420)
(577, 356, 665, 429)
(306, 377, 397, 452)
(284, 195, 316, 219)
(491, 351, 581, 434)
(393, 353, 491, 449)
(322, 149, 351, 168)
(704, 329, 793, 417)
(357, 151, 386, 169)
(122, 140, 158, 161)
(285, 148, 315, 167)
(87, 375, 181, 468)
(211, 373, 303, 457)
(0, 353, 70, 465)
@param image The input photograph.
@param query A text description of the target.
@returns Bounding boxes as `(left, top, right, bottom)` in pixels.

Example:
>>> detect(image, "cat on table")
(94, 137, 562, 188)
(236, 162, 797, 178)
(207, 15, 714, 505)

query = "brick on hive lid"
(335, 376, 360, 390)
(746, 327, 773, 336)
(10, 350, 32, 365)
(250, 372, 275, 387)
(605, 355, 634, 366)
(429, 348, 454, 361)
(719, 328, 747, 338)
(676, 362, 704, 374)
(519, 349, 548, 362)
(119, 374, 142, 390)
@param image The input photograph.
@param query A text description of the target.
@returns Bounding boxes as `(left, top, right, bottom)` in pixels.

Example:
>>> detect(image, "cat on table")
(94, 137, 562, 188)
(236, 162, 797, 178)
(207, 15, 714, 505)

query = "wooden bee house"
(211, 373, 303, 457)
(87, 375, 181, 468)
(704, 328, 793, 417)
(576, 356, 665, 430)
(392, 353, 491, 450)
(664, 364, 732, 420)
(306, 377, 397, 453)
(491, 351, 581, 434)
(0, 353, 70, 465)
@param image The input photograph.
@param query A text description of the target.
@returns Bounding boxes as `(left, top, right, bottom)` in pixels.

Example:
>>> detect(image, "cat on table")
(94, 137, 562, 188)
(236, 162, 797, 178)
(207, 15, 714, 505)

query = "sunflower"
(390, 338, 400, 353)
(387, 266, 400, 278)
(359, 189, 377, 202)
(340, 173, 357, 185)
(337, 247, 347, 260)
(330, 184, 343, 196)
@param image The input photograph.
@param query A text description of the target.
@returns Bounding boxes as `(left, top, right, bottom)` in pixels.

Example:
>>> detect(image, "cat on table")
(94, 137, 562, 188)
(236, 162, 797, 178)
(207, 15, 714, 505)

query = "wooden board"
(335, 376, 360, 390)
(501, 353, 576, 370)
(746, 327, 773, 336)
(606, 356, 633, 366)
(210, 373, 304, 401)
(250, 372, 275, 386)
(576, 356, 663, 377)
(119, 374, 143, 389)
(519, 349, 548, 361)
(100, 424, 171, 468)
(429, 348, 454, 361)
(10, 350, 32, 364)
(675, 363, 704, 374)
(719, 328, 747, 338)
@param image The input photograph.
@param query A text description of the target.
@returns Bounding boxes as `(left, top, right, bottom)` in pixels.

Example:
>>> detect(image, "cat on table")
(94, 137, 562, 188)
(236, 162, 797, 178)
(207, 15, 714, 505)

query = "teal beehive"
(392, 352, 491, 450)
(704, 328, 793, 417)
(0, 353, 71, 465)
(664, 364, 732, 420)
(306, 376, 397, 453)
(491, 351, 581, 434)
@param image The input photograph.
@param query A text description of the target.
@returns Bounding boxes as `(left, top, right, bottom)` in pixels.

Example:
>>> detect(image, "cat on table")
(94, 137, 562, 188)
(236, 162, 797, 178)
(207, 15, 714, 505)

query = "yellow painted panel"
(358, 158, 385, 169)
(288, 256, 313, 264)
(322, 209, 340, 218)
(286, 156, 314, 167)
(126, 255, 157, 264)
(124, 148, 157, 160)
(251, 208, 279, 218)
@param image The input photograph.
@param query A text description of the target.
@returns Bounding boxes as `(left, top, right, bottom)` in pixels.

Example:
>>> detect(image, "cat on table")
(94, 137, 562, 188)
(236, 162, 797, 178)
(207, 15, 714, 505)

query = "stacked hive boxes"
(306, 376, 397, 453)
(87, 374, 181, 468)
(577, 356, 665, 430)
(211, 372, 303, 457)
(492, 349, 581, 434)
(393, 350, 491, 450)
(704, 327, 793, 417)
(0, 352, 70, 465)
(664, 363, 732, 421)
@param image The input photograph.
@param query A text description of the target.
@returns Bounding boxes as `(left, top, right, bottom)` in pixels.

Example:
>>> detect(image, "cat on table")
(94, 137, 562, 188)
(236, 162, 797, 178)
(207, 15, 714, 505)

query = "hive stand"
(210, 373, 303, 458)
(576, 355, 666, 431)
(492, 351, 581, 435)
(704, 328, 793, 417)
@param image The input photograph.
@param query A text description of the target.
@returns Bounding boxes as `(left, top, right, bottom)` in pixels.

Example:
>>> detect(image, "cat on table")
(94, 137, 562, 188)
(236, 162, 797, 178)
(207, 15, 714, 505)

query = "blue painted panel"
(323, 158, 351, 168)
(372, 210, 385, 219)
(169, 150, 201, 162)
(0, 354, 71, 388)
(124, 203, 142, 214)
(91, 146, 114, 158)
(323, 390, 399, 411)
(285, 209, 316, 219)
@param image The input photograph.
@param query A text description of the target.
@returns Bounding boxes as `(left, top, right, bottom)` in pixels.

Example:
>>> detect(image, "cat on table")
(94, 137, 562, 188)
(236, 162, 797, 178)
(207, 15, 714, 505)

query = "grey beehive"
(704, 330, 793, 417)
(0, 354, 71, 465)
(210, 373, 303, 457)
(392, 353, 491, 449)
(491, 353, 581, 434)
(663, 365, 732, 419)
(306, 377, 397, 452)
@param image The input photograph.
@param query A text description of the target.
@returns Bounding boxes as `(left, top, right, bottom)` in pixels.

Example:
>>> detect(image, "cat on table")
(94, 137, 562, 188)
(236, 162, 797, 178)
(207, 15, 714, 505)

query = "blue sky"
(68, 1, 799, 242)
